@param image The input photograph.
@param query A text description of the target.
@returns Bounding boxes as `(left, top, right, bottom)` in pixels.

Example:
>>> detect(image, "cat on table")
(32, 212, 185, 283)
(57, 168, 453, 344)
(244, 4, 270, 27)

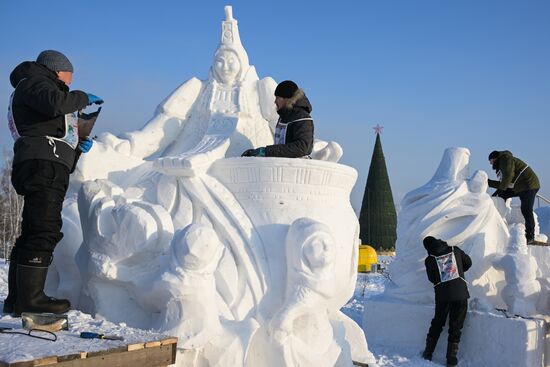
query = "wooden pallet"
(0, 337, 178, 367)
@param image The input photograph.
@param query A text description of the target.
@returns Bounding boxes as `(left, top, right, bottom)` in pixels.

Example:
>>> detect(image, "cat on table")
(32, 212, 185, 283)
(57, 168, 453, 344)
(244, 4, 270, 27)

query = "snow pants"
(427, 299, 468, 343)
(11, 159, 70, 257)
(496, 188, 539, 241)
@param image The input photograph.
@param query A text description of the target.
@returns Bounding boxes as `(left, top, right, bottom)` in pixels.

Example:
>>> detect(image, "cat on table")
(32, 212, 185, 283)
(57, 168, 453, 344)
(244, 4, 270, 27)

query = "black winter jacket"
(9, 61, 89, 171)
(424, 238, 472, 303)
(265, 91, 314, 158)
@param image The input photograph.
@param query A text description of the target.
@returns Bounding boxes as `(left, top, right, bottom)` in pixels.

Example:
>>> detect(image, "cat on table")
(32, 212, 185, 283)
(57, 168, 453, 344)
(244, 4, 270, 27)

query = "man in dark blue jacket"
(422, 236, 472, 367)
(4, 50, 102, 316)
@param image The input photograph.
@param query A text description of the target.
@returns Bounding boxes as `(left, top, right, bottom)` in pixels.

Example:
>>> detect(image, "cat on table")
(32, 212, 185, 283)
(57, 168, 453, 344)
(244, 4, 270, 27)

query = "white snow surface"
(0, 262, 174, 364)
(2, 259, 440, 366)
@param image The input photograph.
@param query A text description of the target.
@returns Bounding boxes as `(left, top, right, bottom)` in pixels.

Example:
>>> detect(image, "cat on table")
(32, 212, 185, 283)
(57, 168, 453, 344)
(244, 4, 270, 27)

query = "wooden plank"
(33, 357, 59, 366)
(54, 343, 176, 367)
(86, 346, 127, 358)
(159, 337, 178, 346)
(4, 356, 58, 367)
(56, 352, 86, 363)
(0, 337, 178, 367)
(126, 342, 145, 352)
(144, 341, 161, 348)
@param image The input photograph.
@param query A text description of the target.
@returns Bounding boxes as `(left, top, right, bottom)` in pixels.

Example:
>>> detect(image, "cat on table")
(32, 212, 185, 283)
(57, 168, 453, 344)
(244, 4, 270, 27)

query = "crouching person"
(422, 236, 472, 367)
(4, 50, 103, 316)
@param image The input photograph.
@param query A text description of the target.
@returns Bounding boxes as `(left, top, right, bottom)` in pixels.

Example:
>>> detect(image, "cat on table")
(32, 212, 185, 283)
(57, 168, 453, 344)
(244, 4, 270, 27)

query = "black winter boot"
(13, 250, 70, 316)
(446, 342, 459, 367)
(2, 247, 18, 314)
(422, 336, 438, 361)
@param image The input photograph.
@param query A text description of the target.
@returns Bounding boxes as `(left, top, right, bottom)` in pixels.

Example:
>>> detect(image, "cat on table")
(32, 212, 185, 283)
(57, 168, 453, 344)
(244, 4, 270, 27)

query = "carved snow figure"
(493, 224, 541, 316)
(98, 6, 276, 168)
(388, 147, 509, 309)
(49, 5, 371, 367)
(154, 224, 224, 348)
(269, 218, 341, 367)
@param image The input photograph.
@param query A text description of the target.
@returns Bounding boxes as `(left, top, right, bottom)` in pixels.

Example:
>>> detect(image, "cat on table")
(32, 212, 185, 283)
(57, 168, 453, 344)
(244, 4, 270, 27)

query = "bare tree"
(0, 150, 23, 259)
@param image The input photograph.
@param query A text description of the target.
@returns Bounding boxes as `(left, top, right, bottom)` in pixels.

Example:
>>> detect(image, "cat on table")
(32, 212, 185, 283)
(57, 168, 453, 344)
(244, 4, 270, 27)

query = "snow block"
(363, 297, 549, 367)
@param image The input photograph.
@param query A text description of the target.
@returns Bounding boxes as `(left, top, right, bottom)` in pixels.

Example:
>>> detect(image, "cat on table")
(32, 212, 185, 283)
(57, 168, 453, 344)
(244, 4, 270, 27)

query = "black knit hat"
(423, 236, 437, 249)
(488, 151, 499, 160)
(36, 50, 74, 73)
(275, 80, 299, 98)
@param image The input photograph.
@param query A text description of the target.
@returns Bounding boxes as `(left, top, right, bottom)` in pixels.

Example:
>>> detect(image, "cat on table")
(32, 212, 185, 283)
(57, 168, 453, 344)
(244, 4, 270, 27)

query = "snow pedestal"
(364, 297, 549, 367)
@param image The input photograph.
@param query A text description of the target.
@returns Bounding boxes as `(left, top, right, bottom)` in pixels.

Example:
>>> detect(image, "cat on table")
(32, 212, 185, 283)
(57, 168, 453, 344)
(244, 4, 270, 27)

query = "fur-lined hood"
(286, 89, 313, 113)
(277, 88, 312, 118)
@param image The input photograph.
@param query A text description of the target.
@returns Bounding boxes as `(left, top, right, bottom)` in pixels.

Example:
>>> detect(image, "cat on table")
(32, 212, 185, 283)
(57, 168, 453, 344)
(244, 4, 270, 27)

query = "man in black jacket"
(241, 80, 314, 158)
(4, 50, 102, 316)
(422, 236, 472, 367)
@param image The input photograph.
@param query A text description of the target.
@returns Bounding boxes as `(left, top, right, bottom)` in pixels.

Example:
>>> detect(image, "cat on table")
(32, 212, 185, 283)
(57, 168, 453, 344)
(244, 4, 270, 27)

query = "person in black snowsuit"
(4, 50, 103, 316)
(422, 236, 472, 367)
(241, 80, 314, 158)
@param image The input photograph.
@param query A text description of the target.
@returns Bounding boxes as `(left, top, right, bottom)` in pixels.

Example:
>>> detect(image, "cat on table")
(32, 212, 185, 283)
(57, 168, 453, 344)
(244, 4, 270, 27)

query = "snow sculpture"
(49, 5, 375, 367)
(364, 147, 549, 366)
(150, 224, 224, 348)
(388, 147, 509, 308)
(99, 7, 275, 167)
(269, 218, 341, 367)
(493, 224, 541, 316)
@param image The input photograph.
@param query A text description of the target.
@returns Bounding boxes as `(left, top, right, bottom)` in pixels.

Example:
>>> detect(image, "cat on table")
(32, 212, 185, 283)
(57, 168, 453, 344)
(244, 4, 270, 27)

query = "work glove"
(78, 137, 94, 153)
(86, 93, 104, 106)
(241, 147, 266, 157)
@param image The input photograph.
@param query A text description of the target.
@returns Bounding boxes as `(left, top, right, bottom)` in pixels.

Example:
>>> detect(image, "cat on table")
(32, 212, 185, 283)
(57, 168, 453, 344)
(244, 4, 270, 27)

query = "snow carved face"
(213, 49, 241, 84)
(302, 232, 336, 271)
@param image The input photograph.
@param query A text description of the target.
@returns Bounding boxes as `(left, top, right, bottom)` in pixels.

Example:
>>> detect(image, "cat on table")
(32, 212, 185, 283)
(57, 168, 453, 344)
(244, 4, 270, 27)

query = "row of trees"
(0, 150, 23, 259)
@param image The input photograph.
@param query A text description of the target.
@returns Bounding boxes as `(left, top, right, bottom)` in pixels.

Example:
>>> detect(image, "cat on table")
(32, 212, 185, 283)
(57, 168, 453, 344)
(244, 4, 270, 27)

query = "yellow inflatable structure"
(358, 244, 377, 273)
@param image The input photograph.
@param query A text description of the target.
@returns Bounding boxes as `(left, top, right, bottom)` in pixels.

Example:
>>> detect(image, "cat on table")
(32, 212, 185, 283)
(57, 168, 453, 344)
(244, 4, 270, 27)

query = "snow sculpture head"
(430, 147, 470, 183)
(213, 49, 242, 84)
(210, 6, 250, 85)
(286, 218, 337, 294)
(468, 170, 489, 193)
(172, 224, 223, 273)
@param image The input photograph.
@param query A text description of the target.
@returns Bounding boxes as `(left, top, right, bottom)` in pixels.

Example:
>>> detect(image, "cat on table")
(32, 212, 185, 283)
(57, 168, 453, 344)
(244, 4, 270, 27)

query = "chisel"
(80, 332, 124, 341)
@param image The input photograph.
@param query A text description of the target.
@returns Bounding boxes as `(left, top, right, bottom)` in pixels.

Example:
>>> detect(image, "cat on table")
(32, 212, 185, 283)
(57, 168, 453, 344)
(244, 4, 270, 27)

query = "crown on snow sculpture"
(211, 5, 250, 84)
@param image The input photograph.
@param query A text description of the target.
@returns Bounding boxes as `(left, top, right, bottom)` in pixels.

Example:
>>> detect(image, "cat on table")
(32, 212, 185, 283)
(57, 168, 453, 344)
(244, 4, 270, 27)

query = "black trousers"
(11, 159, 70, 257)
(427, 299, 468, 343)
(496, 188, 539, 241)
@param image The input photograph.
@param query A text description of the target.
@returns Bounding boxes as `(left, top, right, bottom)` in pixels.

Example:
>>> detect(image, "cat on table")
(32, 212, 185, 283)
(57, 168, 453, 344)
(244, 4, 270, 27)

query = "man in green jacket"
(488, 150, 540, 244)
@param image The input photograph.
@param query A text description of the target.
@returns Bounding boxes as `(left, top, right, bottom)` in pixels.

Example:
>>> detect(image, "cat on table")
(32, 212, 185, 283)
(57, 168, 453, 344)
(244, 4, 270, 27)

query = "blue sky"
(1, 0, 549, 212)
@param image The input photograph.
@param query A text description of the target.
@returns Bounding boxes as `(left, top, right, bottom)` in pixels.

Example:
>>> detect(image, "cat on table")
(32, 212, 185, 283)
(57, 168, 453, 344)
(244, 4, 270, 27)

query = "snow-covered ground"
(341, 258, 438, 367)
(0, 259, 174, 364)
(0, 256, 441, 366)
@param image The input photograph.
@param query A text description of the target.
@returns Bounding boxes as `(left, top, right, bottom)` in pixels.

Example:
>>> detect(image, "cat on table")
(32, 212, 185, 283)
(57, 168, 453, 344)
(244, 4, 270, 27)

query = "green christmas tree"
(359, 126, 397, 250)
